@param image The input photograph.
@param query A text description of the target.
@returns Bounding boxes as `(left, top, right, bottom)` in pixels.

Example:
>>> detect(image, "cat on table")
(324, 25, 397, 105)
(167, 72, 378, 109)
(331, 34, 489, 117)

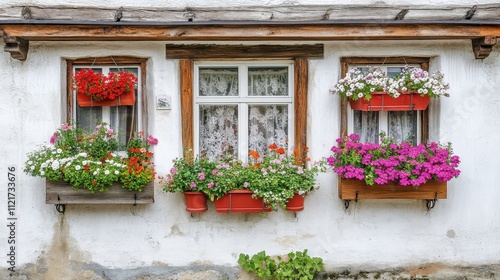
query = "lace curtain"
(388, 111, 417, 144)
(353, 111, 379, 143)
(198, 67, 289, 160)
(353, 111, 417, 144)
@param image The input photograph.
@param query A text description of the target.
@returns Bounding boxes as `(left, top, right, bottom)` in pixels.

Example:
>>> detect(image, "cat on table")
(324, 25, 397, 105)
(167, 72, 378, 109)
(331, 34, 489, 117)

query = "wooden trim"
(3, 36, 29, 61)
(339, 57, 431, 143)
(46, 180, 154, 204)
(66, 60, 73, 122)
(294, 58, 308, 163)
(70, 56, 148, 65)
(338, 178, 447, 200)
(166, 44, 324, 59)
(180, 59, 194, 157)
(2, 23, 500, 41)
(140, 61, 147, 134)
(472, 36, 497, 59)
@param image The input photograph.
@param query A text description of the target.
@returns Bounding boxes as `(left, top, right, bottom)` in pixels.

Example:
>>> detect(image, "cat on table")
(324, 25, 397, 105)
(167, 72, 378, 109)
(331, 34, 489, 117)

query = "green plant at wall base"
(238, 250, 323, 280)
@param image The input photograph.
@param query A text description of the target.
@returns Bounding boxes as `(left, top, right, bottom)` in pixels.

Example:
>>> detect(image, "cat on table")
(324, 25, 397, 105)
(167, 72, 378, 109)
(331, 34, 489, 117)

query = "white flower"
(114, 170, 119, 175)
(93, 171, 98, 175)
(28, 161, 33, 165)
(56, 149, 62, 154)
(357, 93, 364, 98)
(41, 163, 48, 168)
(40, 171, 45, 176)
(75, 165, 81, 170)
(104, 170, 110, 175)
(51, 161, 60, 171)
(79, 153, 87, 157)
(30, 166, 35, 171)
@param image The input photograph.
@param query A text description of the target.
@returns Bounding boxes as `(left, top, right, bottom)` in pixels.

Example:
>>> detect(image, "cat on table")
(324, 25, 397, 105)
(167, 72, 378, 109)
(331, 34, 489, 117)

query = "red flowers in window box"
(74, 69, 138, 107)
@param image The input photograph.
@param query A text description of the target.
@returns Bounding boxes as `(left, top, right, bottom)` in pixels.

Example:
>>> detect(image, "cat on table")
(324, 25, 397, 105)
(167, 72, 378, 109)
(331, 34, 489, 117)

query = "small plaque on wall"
(156, 96, 171, 110)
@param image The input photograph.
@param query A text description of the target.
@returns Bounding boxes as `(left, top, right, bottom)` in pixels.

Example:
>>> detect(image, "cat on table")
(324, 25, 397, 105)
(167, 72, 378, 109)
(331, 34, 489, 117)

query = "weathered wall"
(0, 4, 500, 279)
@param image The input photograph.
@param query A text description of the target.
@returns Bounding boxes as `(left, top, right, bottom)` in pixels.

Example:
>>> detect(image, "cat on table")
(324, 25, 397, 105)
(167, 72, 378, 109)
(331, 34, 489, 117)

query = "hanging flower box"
(214, 190, 271, 213)
(46, 180, 154, 205)
(331, 66, 450, 111)
(338, 177, 447, 200)
(77, 87, 135, 107)
(73, 69, 138, 107)
(183, 191, 208, 213)
(348, 91, 430, 111)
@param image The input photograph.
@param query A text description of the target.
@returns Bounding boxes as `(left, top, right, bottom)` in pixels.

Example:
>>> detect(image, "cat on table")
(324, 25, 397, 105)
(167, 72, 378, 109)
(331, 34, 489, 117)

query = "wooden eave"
(1, 19, 499, 60)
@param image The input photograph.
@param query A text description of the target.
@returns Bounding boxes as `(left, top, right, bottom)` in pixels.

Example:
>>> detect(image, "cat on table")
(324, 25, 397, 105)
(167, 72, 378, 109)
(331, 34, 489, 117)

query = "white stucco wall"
(0, 38, 499, 275)
(0, 1, 500, 277)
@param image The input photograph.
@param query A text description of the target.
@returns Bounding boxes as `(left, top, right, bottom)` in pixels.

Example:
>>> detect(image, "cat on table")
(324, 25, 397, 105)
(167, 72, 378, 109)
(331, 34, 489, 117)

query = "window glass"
(248, 105, 288, 156)
(388, 111, 417, 144)
(199, 105, 239, 160)
(248, 67, 288, 96)
(199, 67, 239, 96)
(353, 111, 379, 143)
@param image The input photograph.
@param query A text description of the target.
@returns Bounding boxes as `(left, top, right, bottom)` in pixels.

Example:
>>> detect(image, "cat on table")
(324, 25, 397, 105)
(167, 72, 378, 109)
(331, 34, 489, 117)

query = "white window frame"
(347, 64, 421, 143)
(193, 61, 295, 161)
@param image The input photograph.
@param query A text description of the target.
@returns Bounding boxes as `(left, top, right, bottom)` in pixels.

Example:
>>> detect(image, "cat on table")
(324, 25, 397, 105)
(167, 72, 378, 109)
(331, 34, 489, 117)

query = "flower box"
(184, 191, 208, 213)
(45, 180, 154, 205)
(349, 91, 430, 111)
(77, 87, 136, 107)
(285, 194, 305, 212)
(214, 190, 271, 213)
(338, 177, 447, 200)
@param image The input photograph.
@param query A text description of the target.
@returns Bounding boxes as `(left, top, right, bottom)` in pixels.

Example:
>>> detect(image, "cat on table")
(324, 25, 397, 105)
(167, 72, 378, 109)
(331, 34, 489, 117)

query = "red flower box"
(215, 190, 271, 213)
(285, 194, 305, 212)
(77, 87, 136, 107)
(183, 191, 208, 213)
(349, 91, 430, 111)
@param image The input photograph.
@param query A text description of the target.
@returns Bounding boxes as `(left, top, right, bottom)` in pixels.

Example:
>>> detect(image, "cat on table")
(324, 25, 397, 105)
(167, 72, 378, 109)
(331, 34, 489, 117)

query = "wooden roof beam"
(2, 22, 500, 41)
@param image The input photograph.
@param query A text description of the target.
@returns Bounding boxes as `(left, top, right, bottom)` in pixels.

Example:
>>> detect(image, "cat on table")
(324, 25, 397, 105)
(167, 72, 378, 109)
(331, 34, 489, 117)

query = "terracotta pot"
(77, 88, 136, 107)
(214, 190, 271, 213)
(184, 191, 208, 213)
(349, 91, 430, 111)
(285, 193, 305, 211)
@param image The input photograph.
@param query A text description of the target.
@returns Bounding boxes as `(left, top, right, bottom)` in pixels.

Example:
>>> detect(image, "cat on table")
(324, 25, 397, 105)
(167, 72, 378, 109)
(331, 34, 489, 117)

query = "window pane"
(387, 67, 403, 77)
(76, 106, 102, 133)
(388, 111, 417, 144)
(353, 111, 379, 143)
(110, 105, 135, 148)
(199, 105, 239, 160)
(248, 67, 288, 96)
(248, 105, 288, 156)
(199, 67, 239, 96)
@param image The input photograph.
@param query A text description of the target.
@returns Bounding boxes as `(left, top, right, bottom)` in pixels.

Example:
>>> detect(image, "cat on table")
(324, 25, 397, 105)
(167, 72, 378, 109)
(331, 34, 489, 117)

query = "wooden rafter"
(3, 36, 28, 61)
(472, 36, 497, 59)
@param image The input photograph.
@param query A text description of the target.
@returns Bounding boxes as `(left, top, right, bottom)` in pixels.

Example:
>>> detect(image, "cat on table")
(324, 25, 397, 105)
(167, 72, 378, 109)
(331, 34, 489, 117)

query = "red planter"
(184, 191, 208, 213)
(349, 91, 430, 111)
(77, 88, 136, 107)
(215, 190, 271, 213)
(285, 194, 305, 212)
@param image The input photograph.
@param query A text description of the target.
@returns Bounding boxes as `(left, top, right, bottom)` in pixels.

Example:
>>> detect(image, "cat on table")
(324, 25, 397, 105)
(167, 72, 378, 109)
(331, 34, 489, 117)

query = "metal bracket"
(133, 194, 137, 206)
(426, 192, 439, 210)
(55, 195, 66, 214)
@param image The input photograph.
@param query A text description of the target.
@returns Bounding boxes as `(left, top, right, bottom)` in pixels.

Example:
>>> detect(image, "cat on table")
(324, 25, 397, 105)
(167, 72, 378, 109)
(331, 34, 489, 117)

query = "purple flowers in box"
(328, 133, 461, 187)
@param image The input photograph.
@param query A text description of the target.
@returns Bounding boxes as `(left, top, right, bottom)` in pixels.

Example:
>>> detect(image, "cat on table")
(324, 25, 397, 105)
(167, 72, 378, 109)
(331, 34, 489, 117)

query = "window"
(340, 57, 430, 144)
(66, 57, 148, 147)
(194, 62, 294, 160)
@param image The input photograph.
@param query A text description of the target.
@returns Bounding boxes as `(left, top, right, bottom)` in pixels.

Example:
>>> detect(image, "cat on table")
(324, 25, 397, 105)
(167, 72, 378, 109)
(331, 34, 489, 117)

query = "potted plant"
(330, 66, 450, 111)
(205, 144, 327, 212)
(327, 133, 461, 204)
(23, 121, 158, 205)
(73, 69, 138, 107)
(162, 151, 217, 213)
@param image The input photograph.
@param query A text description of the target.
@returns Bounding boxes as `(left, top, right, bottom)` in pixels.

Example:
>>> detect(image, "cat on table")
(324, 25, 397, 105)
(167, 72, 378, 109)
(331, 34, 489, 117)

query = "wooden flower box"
(45, 180, 154, 205)
(349, 91, 430, 111)
(215, 190, 271, 213)
(338, 177, 447, 201)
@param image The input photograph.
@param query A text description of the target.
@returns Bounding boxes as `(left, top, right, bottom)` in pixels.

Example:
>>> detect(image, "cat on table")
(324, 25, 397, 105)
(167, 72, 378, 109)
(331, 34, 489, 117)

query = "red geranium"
(73, 69, 138, 101)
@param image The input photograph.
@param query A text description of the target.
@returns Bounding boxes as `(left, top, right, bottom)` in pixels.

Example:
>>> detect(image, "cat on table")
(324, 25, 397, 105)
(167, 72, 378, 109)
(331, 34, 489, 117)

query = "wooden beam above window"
(166, 44, 324, 59)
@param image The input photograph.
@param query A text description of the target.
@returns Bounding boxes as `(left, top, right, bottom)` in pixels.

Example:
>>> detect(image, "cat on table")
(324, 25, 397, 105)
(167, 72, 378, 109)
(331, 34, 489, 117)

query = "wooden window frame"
(339, 57, 430, 143)
(65, 56, 149, 133)
(176, 45, 319, 162)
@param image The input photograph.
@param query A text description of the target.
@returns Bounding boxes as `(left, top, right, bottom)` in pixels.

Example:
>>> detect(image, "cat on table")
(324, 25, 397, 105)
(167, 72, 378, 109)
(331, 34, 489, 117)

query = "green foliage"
(238, 250, 323, 280)
(24, 121, 157, 192)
